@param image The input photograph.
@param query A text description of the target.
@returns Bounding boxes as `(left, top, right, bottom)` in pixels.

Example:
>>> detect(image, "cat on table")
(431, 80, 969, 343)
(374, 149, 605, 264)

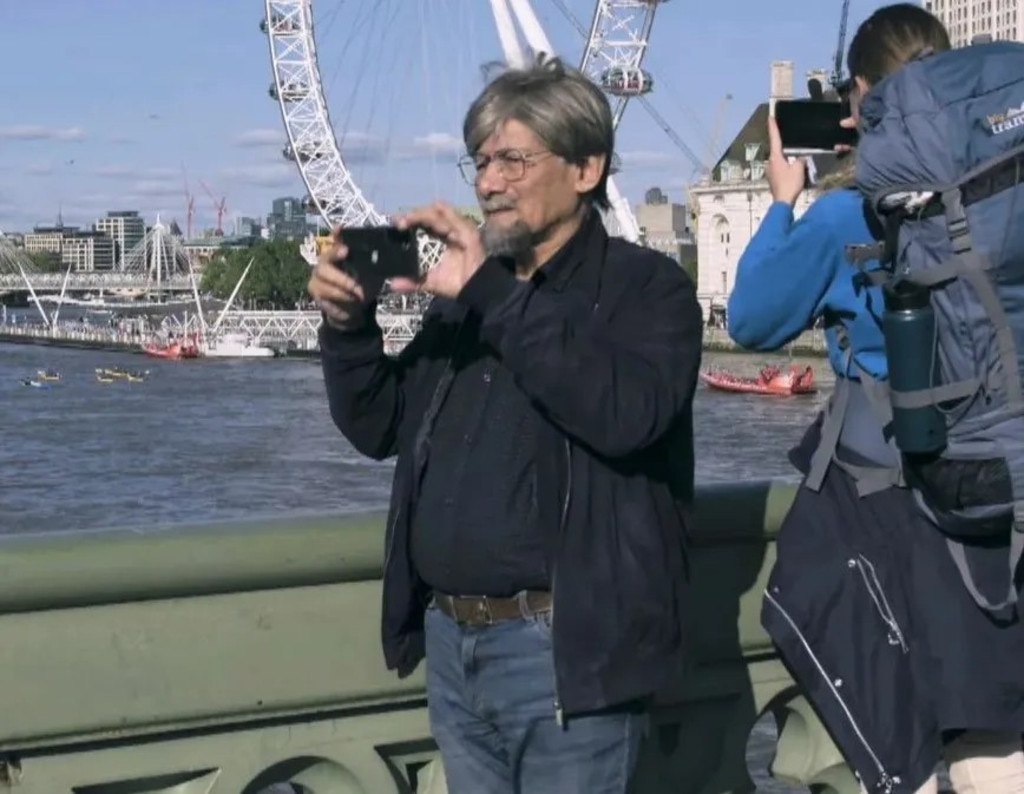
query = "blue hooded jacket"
(727, 188, 886, 380)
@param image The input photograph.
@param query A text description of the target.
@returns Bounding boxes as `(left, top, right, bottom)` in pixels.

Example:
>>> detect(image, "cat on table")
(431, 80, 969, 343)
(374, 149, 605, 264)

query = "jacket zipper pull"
(554, 699, 565, 727)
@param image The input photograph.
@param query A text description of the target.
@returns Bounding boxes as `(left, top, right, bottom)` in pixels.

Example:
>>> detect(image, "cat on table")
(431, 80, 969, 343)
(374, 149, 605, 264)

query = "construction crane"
(181, 165, 195, 240)
(199, 180, 228, 236)
(634, 95, 706, 224)
(831, 0, 852, 89)
(636, 95, 703, 175)
(703, 95, 732, 180)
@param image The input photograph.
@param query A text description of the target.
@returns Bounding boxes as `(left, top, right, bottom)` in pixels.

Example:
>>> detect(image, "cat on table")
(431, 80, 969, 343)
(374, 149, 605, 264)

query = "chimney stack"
(769, 60, 794, 114)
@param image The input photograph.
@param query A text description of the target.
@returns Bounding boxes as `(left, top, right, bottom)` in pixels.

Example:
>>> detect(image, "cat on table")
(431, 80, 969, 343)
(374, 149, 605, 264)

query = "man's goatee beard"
(481, 218, 533, 258)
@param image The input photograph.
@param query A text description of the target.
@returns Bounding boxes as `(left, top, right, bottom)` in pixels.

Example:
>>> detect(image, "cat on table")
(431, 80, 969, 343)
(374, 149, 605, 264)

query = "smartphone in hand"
(774, 99, 858, 154)
(333, 226, 421, 281)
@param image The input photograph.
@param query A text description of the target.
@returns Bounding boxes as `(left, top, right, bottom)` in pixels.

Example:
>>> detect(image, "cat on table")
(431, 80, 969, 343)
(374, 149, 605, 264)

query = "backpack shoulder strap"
(944, 506, 1024, 620)
(804, 323, 904, 496)
(861, 197, 885, 240)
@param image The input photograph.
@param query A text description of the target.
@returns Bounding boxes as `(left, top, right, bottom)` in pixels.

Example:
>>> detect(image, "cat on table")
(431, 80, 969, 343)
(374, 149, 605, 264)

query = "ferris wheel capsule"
(283, 143, 322, 163)
(599, 67, 654, 97)
(261, 13, 296, 33)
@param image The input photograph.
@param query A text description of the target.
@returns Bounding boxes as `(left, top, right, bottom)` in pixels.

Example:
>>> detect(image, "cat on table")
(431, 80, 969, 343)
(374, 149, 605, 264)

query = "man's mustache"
(481, 198, 516, 213)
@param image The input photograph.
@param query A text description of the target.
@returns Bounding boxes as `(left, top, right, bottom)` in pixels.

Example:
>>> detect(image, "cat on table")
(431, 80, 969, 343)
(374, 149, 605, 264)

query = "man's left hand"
(391, 201, 486, 298)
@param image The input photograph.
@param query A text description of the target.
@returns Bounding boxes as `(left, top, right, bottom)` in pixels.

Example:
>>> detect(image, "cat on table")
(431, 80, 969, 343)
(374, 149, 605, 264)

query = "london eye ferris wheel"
(262, 0, 668, 270)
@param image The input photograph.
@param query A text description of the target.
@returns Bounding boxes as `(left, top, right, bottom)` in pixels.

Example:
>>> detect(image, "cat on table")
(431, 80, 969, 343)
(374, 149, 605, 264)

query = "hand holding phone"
(766, 114, 810, 205)
(308, 226, 419, 330)
(331, 226, 422, 281)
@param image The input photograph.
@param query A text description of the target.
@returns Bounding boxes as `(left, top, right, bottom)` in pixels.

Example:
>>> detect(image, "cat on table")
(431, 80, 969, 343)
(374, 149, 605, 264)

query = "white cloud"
(336, 131, 388, 164)
(129, 180, 185, 198)
(219, 163, 299, 189)
(0, 125, 85, 142)
(337, 131, 464, 164)
(75, 192, 119, 206)
(617, 150, 680, 169)
(93, 165, 177, 180)
(410, 132, 463, 155)
(233, 128, 284, 147)
(25, 163, 53, 176)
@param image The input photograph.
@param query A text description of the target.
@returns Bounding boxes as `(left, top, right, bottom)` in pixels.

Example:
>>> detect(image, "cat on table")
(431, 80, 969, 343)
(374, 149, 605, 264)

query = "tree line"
(200, 239, 313, 309)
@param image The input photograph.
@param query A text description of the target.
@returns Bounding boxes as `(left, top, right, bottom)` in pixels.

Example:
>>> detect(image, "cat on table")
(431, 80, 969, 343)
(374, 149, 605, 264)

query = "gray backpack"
(853, 41, 1024, 618)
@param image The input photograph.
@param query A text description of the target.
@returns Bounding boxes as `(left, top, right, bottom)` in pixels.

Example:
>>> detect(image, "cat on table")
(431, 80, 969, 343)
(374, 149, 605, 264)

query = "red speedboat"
(700, 364, 817, 396)
(142, 338, 199, 360)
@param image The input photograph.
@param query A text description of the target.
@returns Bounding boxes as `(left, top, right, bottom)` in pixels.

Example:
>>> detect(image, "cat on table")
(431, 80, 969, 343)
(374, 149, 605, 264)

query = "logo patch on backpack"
(985, 100, 1024, 135)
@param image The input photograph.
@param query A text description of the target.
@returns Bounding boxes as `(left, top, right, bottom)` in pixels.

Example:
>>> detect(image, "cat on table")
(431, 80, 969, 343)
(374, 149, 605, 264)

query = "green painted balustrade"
(0, 480, 858, 794)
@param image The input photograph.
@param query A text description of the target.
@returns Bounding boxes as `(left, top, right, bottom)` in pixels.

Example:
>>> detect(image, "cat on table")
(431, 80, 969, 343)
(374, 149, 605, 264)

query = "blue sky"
(0, 0, 894, 235)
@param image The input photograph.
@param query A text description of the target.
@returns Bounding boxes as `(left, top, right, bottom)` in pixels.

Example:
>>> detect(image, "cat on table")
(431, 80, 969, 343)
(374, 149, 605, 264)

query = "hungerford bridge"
(0, 223, 200, 295)
(0, 223, 425, 350)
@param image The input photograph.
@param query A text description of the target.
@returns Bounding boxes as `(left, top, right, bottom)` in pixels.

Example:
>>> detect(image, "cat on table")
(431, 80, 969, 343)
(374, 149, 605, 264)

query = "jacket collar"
(533, 206, 607, 293)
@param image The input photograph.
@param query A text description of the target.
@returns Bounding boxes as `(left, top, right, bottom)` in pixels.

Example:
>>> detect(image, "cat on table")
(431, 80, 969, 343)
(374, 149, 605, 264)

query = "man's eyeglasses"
(457, 149, 552, 185)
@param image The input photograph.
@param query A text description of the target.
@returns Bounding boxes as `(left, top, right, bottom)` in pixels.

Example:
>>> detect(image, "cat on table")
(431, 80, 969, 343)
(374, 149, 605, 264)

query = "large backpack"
(854, 41, 1024, 618)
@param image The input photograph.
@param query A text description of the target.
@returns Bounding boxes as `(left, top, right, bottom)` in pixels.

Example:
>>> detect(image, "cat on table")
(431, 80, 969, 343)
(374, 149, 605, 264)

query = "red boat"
(700, 363, 817, 396)
(142, 338, 199, 360)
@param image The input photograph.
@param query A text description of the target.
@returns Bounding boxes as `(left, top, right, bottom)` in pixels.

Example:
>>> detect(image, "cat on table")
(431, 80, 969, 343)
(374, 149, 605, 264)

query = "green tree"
(200, 239, 312, 309)
(25, 251, 64, 273)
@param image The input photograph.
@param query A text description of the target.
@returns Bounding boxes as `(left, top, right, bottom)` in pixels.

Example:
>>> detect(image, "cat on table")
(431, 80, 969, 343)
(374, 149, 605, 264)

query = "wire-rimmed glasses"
(457, 149, 552, 185)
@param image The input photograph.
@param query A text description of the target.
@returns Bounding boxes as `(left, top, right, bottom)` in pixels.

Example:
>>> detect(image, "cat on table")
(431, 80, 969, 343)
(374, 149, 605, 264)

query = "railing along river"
(0, 480, 858, 794)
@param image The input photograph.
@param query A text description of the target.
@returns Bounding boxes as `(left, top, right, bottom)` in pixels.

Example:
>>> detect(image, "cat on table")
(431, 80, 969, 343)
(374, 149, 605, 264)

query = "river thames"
(1, 343, 827, 534)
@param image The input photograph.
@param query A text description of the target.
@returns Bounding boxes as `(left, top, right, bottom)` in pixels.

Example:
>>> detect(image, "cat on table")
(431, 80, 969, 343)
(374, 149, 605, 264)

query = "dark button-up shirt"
(409, 225, 588, 597)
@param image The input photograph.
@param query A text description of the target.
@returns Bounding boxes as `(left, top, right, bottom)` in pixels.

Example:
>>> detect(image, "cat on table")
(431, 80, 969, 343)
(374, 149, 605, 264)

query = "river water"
(1, 340, 831, 791)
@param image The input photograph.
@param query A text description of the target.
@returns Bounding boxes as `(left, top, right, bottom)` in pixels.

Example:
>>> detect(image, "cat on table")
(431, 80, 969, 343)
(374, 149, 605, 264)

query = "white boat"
(202, 332, 275, 359)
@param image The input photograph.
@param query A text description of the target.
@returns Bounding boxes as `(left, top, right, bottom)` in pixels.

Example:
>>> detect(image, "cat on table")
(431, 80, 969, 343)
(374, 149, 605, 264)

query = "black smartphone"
(334, 226, 420, 280)
(774, 99, 858, 152)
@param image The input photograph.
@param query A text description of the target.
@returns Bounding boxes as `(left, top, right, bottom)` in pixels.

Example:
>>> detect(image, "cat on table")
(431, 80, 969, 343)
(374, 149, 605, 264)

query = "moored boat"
(201, 331, 276, 359)
(700, 364, 817, 396)
(142, 338, 199, 360)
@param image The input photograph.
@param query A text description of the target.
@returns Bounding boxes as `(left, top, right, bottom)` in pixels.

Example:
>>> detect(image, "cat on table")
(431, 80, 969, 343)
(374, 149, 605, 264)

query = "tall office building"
(923, 0, 1022, 47)
(95, 210, 146, 269)
(266, 197, 311, 240)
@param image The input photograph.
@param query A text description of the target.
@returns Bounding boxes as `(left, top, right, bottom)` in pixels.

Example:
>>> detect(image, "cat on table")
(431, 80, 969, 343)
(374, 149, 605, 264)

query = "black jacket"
(319, 213, 704, 714)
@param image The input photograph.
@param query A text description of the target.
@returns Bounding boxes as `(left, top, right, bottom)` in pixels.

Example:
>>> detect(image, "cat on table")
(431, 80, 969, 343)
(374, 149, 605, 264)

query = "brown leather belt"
(433, 590, 552, 627)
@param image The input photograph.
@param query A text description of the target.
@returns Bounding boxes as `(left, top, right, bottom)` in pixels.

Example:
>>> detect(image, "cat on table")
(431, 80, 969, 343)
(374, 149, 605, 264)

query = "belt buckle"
(473, 597, 494, 626)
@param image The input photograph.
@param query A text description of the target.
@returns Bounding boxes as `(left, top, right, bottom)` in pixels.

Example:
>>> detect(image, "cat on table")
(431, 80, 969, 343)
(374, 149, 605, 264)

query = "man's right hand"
(307, 229, 374, 330)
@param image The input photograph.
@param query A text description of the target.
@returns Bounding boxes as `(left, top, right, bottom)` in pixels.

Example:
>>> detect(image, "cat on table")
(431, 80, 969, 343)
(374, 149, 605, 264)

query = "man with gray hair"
(308, 54, 702, 794)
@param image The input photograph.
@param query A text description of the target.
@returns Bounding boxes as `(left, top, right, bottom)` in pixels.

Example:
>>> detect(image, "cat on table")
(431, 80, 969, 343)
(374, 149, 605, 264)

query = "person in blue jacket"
(728, 5, 1024, 794)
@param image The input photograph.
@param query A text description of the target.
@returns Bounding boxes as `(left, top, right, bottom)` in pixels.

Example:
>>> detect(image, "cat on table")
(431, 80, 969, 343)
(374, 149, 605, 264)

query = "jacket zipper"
(852, 555, 908, 653)
(552, 438, 572, 727)
(763, 590, 900, 793)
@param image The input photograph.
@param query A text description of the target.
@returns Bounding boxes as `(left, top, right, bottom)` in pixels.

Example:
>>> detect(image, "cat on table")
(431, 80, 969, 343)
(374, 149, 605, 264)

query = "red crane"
(199, 180, 228, 236)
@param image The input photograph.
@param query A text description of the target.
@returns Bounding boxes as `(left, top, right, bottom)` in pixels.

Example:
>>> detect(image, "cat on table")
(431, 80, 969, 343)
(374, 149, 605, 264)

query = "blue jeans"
(424, 602, 647, 794)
